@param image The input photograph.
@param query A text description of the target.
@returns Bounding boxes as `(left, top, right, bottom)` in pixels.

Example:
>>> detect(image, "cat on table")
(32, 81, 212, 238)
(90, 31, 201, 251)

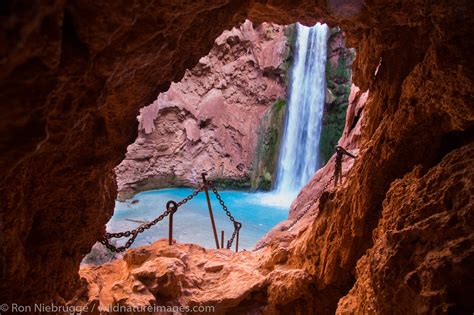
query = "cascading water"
(274, 22, 329, 199)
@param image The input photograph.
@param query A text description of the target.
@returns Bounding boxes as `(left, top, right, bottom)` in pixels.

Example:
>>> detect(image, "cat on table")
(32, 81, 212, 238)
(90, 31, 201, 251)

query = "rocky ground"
(115, 21, 290, 200)
(74, 240, 302, 314)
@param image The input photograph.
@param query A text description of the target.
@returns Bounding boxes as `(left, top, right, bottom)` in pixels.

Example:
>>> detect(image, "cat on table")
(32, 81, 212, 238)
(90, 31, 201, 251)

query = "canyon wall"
(116, 21, 290, 200)
(1, 0, 473, 313)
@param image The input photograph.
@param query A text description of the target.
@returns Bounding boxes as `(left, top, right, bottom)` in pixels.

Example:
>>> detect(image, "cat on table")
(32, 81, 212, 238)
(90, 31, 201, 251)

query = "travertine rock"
(75, 240, 311, 314)
(1, 0, 473, 312)
(337, 143, 474, 314)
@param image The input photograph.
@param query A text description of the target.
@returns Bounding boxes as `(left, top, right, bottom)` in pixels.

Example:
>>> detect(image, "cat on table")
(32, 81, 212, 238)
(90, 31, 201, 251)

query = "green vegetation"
(335, 53, 350, 82)
(283, 24, 296, 86)
(319, 101, 348, 163)
(251, 99, 286, 190)
(211, 176, 251, 190)
(326, 50, 350, 84)
(319, 27, 354, 164)
(273, 98, 286, 112)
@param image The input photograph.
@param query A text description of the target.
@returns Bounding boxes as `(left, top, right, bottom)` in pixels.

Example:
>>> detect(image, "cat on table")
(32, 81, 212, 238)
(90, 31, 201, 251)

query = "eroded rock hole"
(83, 21, 356, 265)
(4, 1, 472, 313)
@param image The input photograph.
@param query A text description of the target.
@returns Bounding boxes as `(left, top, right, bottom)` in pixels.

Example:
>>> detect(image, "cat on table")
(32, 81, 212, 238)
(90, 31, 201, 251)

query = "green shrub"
(251, 99, 286, 190)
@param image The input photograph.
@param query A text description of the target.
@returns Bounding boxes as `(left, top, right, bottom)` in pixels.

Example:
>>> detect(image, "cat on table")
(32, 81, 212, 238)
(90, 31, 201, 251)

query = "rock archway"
(1, 0, 473, 313)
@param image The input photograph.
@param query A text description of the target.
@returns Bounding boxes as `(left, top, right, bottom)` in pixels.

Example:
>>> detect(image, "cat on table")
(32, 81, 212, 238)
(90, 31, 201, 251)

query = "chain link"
(100, 184, 204, 252)
(207, 182, 242, 249)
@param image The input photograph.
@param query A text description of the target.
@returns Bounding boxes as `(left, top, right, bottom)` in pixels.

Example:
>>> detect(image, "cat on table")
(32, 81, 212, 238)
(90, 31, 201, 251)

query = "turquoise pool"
(108, 188, 290, 250)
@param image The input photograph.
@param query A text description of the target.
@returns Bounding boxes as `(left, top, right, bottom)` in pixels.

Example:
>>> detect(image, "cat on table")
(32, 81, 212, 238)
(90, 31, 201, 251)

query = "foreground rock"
(115, 21, 290, 200)
(75, 240, 312, 314)
(78, 142, 473, 314)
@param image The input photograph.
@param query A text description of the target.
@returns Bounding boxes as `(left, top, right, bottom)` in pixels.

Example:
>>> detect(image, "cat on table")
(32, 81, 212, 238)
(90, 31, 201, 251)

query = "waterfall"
(274, 22, 329, 196)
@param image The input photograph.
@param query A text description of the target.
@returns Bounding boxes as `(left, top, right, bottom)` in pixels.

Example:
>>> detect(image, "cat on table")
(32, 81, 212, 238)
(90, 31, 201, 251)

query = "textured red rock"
(75, 240, 324, 314)
(337, 143, 474, 313)
(1, 0, 473, 312)
(76, 241, 266, 313)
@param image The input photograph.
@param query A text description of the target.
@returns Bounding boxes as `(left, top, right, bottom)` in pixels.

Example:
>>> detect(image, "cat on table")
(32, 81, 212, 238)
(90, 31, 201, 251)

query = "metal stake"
(202, 173, 220, 249)
(235, 228, 240, 253)
(221, 230, 224, 249)
(167, 200, 177, 246)
(168, 212, 173, 245)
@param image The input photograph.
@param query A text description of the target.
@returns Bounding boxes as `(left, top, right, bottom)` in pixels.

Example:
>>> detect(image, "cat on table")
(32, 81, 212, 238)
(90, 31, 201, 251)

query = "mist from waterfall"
(270, 22, 329, 205)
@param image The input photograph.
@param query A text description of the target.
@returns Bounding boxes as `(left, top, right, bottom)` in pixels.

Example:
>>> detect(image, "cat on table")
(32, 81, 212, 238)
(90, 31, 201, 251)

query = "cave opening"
(83, 20, 355, 265)
(3, 1, 473, 312)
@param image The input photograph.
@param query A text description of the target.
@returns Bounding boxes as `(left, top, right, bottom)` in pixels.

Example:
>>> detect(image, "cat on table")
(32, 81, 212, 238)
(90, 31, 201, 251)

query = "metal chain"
(100, 185, 204, 252)
(254, 146, 356, 251)
(285, 174, 335, 230)
(207, 182, 242, 249)
(176, 184, 204, 208)
(287, 146, 356, 229)
(102, 147, 354, 253)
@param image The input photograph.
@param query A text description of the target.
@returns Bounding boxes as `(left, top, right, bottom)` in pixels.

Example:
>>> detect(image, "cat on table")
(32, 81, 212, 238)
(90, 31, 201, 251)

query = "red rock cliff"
(115, 21, 289, 200)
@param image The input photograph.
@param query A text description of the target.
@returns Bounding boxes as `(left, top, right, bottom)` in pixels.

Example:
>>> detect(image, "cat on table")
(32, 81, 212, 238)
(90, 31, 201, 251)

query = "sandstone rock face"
(337, 143, 474, 314)
(1, 0, 473, 312)
(1, 1, 256, 304)
(75, 240, 310, 314)
(115, 21, 289, 200)
(286, 6, 474, 310)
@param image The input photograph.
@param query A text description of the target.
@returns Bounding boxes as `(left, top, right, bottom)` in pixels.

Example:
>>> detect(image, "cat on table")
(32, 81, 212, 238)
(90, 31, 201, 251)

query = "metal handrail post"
(168, 211, 174, 245)
(221, 230, 224, 249)
(235, 228, 239, 252)
(167, 200, 177, 246)
(202, 173, 220, 249)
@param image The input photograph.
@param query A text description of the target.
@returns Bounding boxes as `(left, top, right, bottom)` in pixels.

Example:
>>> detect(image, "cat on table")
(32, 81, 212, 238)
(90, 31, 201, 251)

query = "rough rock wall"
(0, 0, 255, 304)
(287, 3, 474, 312)
(115, 21, 289, 200)
(337, 142, 474, 314)
(1, 0, 473, 312)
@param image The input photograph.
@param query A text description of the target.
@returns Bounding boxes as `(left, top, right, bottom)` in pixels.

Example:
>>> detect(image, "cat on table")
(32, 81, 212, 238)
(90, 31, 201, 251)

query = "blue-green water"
(109, 188, 289, 250)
